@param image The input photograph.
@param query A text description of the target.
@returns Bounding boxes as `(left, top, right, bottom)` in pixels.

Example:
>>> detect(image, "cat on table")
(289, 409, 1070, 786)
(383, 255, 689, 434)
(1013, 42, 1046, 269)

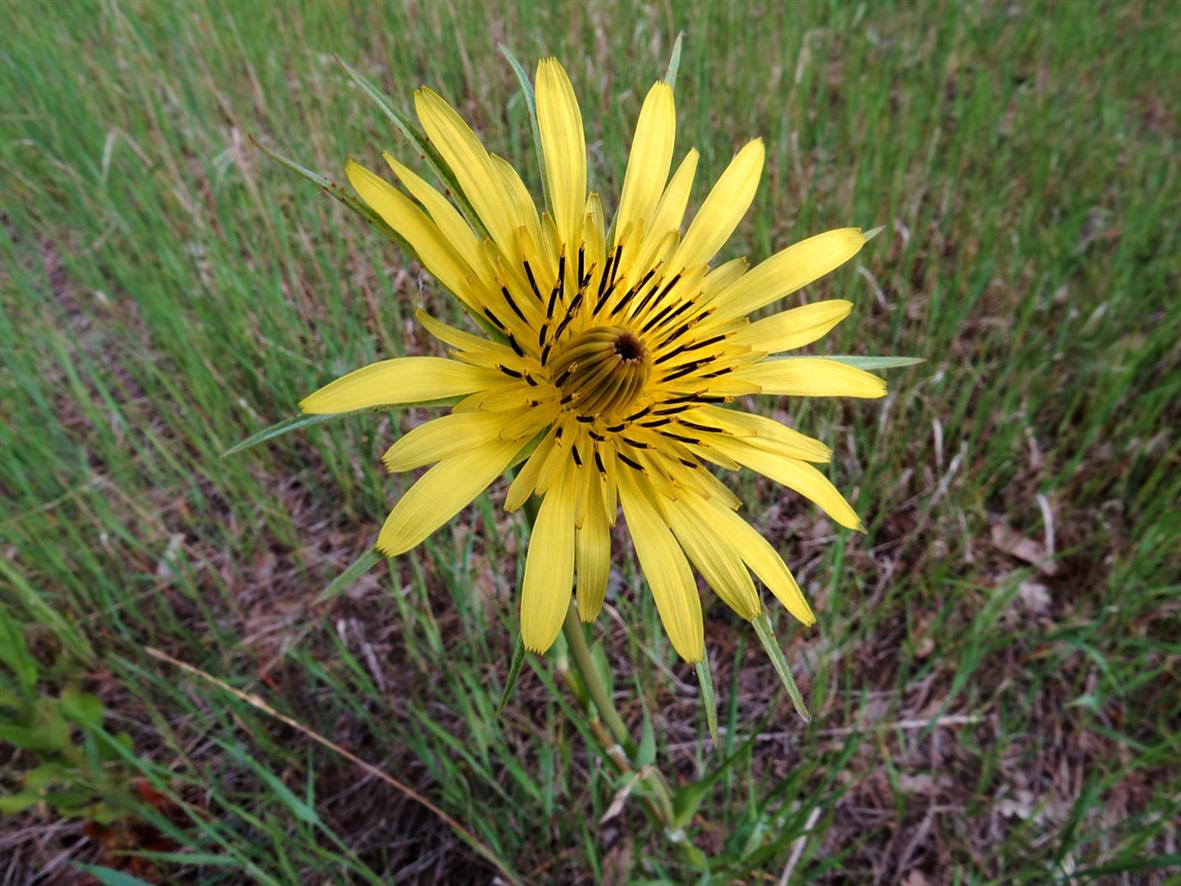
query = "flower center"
(550, 326, 650, 417)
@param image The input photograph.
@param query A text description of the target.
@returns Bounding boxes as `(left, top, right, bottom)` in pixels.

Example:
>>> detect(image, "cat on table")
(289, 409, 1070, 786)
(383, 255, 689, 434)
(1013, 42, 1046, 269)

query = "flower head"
(301, 58, 885, 661)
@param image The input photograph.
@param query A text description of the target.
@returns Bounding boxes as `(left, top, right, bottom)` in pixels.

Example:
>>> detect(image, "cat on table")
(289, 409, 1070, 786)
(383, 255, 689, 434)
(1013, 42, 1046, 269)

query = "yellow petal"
(377, 437, 522, 557)
(536, 58, 587, 251)
(699, 499, 815, 625)
(521, 459, 576, 654)
(300, 357, 497, 414)
(382, 152, 491, 282)
(711, 228, 866, 319)
(575, 473, 611, 622)
(633, 149, 698, 273)
(413, 87, 518, 253)
(615, 81, 675, 246)
(669, 139, 763, 271)
(729, 300, 853, 353)
(693, 405, 832, 463)
(709, 436, 862, 530)
(667, 495, 760, 620)
(504, 427, 557, 512)
(345, 160, 480, 309)
(733, 358, 886, 399)
(701, 257, 749, 298)
(618, 469, 703, 662)
(382, 411, 508, 473)
(490, 154, 545, 258)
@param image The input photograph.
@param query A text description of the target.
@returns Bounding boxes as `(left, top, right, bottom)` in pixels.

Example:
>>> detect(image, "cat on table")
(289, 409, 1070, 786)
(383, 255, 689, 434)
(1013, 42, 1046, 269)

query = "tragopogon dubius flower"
(301, 58, 885, 661)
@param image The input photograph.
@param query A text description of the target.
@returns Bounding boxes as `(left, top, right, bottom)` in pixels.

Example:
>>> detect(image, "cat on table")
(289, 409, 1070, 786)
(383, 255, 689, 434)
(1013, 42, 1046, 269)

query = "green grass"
(2, 0, 1179, 882)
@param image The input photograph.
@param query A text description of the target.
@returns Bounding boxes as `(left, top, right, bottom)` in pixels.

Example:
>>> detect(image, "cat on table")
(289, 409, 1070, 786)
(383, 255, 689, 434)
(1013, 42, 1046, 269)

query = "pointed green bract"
(250, 137, 413, 255)
(335, 57, 485, 237)
(822, 355, 925, 371)
(664, 32, 685, 87)
(695, 658, 719, 748)
(499, 44, 549, 212)
(497, 635, 528, 715)
(224, 397, 466, 458)
(221, 412, 357, 457)
(752, 610, 811, 721)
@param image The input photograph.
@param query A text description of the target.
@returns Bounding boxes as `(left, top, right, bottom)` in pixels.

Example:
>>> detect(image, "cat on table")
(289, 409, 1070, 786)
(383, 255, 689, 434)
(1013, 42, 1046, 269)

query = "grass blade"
(315, 548, 382, 605)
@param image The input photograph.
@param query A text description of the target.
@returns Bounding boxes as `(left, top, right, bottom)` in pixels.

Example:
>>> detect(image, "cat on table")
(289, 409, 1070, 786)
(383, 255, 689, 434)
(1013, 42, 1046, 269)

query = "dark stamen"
(523, 260, 542, 300)
(685, 333, 727, 353)
(597, 247, 618, 301)
(608, 244, 622, 287)
(483, 308, 506, 331)
(617, 452, 643, 470)
(501, 286, 527, 322)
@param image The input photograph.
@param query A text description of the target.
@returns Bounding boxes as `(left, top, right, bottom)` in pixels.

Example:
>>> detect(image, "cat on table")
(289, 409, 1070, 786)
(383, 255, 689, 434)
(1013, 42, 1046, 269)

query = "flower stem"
(559, 603, 678, 828)
(519, 496, 682, 835)
(560, 604, 632, 753)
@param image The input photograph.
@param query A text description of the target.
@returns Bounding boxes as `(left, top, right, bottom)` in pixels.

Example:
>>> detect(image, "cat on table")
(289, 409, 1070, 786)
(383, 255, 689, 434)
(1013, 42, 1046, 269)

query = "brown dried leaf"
(990, 524, 1058, 575)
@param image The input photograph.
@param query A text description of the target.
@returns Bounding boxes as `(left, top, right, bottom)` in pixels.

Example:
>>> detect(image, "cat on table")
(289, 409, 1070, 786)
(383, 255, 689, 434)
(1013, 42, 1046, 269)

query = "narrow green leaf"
(636, 705, 656, 768)
(111, 851, 240, 867)
(218, 741, 321, 827)
(0, 792, 39, 816)
(664, 32, 685, 86)
(335, 56, 485, 236)
(60, 687, 105, 728)
(694, 659, 719, 748)
(71, 865, 154, 886)
(670, 740, 750, 828)
(497, 635, 527, 715)
(314, 548, 382, 605)
(752, 610, 810, 721)
(822, 355, 925, 371)
(0, 602, 38, 698)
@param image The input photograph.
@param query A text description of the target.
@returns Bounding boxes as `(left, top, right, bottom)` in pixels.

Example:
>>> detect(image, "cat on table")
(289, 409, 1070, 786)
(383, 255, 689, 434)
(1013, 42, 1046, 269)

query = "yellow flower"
(301, 58, 884, 662)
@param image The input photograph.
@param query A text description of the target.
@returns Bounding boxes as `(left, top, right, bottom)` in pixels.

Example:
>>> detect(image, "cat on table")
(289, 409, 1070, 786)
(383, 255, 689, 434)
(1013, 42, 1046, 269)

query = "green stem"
(559, 603, 678, 829)
(560, 604, 632, 753)
(520, 492, 682, 835)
